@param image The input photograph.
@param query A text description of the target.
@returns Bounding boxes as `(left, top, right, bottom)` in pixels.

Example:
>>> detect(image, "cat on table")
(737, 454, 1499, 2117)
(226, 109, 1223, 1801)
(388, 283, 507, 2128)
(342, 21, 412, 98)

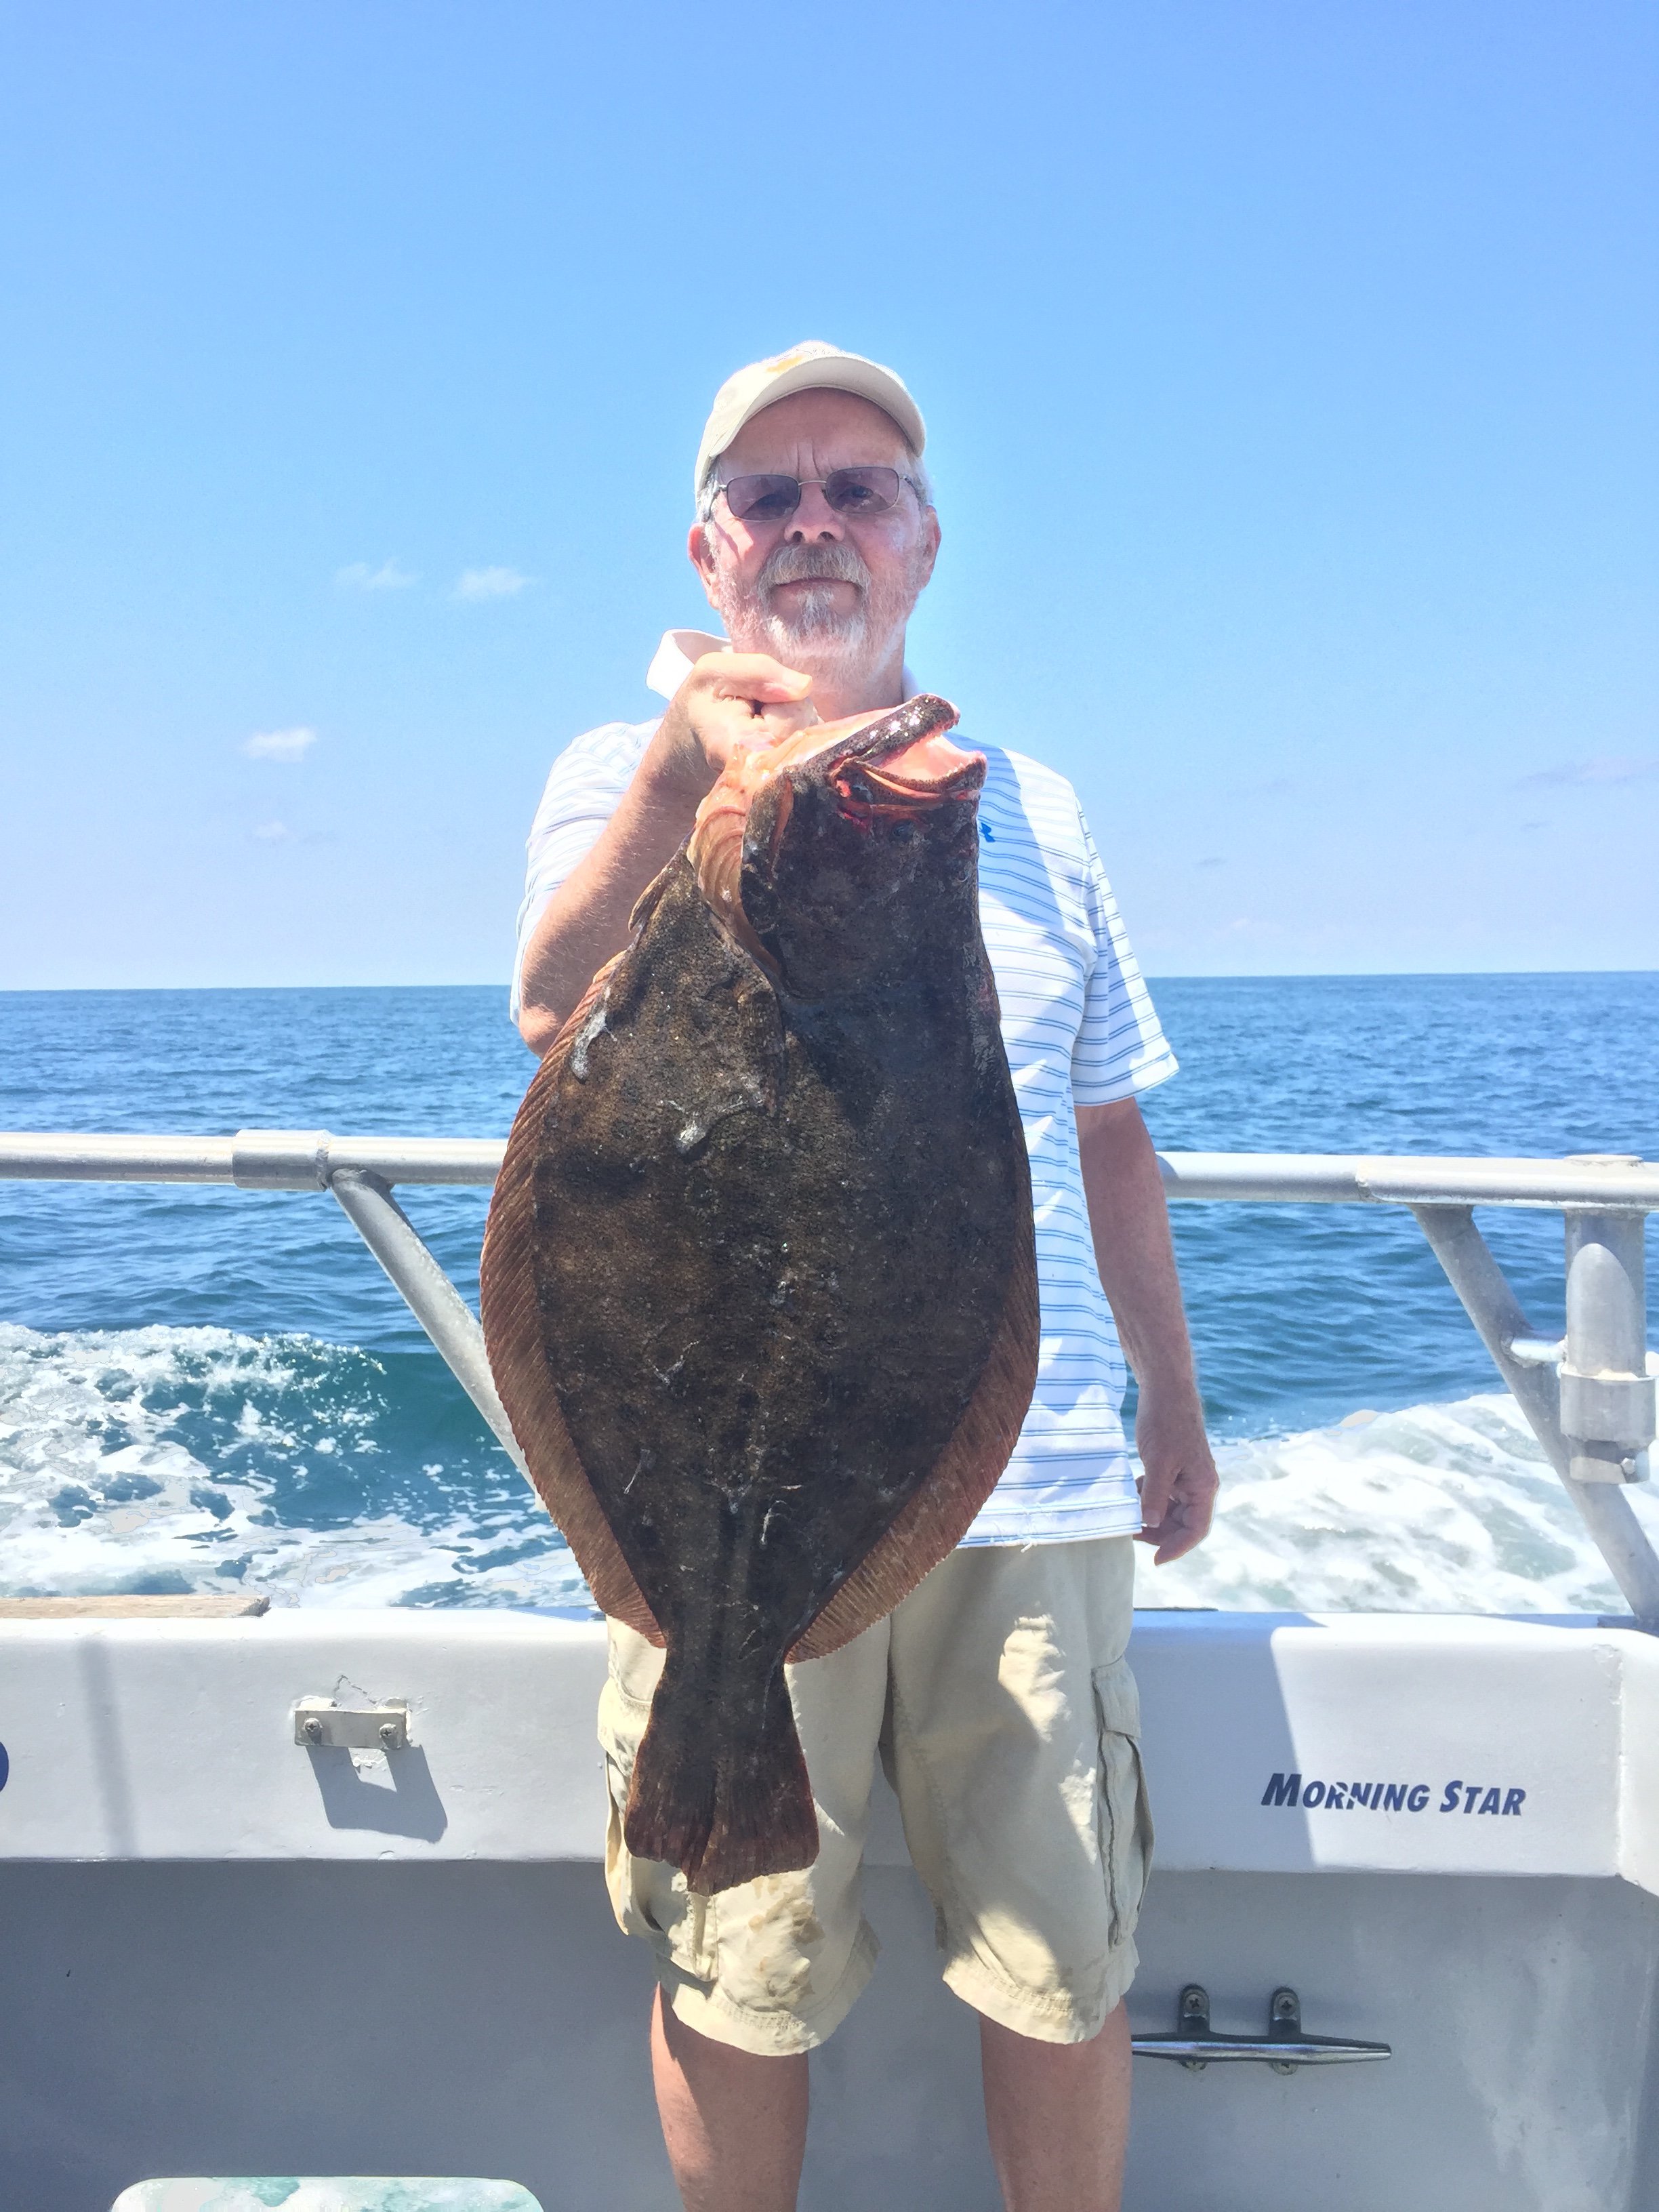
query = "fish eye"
(888, 819, 917, 842)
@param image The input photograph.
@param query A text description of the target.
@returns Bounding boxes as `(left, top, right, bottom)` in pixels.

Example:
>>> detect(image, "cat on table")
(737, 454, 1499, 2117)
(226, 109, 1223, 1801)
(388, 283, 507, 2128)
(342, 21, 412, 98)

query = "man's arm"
(516, 653, 815, 1055)
(1076, 1097, 1218, 1563)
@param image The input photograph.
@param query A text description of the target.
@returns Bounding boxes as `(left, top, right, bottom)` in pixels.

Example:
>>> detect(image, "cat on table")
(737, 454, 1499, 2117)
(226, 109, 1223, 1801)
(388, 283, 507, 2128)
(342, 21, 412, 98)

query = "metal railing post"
(1411, 1205, 1659, 1629)
(327, 1167, 530, 1485)
(1561, 1164, 1654, 1486)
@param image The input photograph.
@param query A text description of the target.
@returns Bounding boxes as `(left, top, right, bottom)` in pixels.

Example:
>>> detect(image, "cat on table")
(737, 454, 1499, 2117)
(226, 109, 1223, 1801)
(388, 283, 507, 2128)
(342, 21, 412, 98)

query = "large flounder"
(480, 695, 1038, 1894)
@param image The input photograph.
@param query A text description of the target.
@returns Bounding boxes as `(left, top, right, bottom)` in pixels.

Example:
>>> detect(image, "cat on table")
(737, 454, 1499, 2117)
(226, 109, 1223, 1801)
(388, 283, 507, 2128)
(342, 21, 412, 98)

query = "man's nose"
(785, 483, 844, 543)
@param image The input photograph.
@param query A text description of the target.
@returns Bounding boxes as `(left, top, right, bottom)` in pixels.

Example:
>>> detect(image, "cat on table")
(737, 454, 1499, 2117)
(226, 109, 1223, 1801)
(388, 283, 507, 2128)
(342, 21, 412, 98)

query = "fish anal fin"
(785, 1218, 1040, 1663)
(480, 1039, 663, 1645)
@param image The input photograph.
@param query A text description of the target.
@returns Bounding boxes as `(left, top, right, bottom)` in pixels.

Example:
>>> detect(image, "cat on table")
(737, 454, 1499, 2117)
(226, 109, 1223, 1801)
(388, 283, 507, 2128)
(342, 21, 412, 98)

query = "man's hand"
(517, 653, 819, 1052)
(1076, 1098, 1220, 1568)
(1132, 1382, 1219, 1565)
(651, 652, 818, 805)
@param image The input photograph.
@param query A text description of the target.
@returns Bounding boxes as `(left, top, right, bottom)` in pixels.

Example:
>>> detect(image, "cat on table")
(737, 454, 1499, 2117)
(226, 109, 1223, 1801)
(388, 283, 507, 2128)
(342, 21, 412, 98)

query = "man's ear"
(688, 520, 719, 602)
(914, 506, 942, 592)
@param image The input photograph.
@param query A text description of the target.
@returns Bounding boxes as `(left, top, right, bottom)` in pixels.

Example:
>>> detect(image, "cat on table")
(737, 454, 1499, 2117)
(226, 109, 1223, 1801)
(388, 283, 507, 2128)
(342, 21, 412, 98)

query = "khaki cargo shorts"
(597, 1534, 1151, 2057)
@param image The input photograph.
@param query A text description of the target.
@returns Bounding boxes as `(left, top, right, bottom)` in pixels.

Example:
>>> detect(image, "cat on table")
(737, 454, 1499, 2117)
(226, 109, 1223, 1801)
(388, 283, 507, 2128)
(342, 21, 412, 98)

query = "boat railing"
(3, 1131, 1656, 1628)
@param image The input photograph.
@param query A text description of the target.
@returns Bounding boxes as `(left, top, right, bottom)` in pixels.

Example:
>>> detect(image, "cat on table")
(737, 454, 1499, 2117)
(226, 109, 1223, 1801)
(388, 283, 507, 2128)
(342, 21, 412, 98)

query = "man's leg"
(600, 1613, 891, 2207)
(980, 2003, 1132, 2212)
(881, 1540, 1149, 2211)
(650, 1986, 808, 2212)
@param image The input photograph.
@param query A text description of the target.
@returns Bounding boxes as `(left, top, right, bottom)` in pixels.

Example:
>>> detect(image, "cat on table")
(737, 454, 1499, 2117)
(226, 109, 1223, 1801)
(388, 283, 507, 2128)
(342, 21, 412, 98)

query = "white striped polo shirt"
(511, 634, 1178, 1544)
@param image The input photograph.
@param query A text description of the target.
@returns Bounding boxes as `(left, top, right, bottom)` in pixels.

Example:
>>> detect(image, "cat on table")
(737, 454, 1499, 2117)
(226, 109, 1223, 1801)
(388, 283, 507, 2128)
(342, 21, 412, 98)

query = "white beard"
(712, 539, 922, 683)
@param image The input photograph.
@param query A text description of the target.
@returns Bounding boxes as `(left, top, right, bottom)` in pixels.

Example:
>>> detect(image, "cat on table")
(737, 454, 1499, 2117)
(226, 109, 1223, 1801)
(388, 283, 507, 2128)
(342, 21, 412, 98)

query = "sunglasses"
(718, 466, 920, 524)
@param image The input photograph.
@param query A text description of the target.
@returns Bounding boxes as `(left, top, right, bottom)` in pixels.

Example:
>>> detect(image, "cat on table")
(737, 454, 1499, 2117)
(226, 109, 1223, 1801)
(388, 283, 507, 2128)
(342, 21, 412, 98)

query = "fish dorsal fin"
(479, 1031, 664, 1645)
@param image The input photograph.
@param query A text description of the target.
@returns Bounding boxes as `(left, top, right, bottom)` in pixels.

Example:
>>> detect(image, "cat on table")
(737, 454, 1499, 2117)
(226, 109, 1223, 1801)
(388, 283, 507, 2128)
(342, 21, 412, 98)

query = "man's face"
(691, 389, 941, 676)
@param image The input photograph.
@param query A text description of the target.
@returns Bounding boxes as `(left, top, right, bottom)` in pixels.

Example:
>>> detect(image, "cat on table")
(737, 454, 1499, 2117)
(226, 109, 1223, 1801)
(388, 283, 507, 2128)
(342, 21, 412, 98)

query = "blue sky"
(2, 0, 1654, 987)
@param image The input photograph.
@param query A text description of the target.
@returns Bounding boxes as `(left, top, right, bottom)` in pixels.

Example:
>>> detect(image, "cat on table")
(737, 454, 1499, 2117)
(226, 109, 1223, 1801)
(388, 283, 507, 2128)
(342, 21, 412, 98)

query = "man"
(513, 342, 1218, 2212)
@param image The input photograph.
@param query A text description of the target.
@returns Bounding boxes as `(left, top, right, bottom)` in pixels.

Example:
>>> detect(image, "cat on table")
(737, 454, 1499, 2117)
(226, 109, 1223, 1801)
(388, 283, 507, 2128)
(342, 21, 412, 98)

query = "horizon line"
(3, 968, 1657, 996)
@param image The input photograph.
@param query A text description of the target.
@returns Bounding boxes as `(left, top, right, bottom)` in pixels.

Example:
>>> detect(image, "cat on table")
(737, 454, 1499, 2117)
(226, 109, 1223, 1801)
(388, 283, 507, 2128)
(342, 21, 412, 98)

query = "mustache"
(757, 541, 870, 592)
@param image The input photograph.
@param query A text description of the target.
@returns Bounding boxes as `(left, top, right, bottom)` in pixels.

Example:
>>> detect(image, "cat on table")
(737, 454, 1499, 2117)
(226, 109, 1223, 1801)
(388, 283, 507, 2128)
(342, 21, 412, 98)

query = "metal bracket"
(1562, 1203, 1656, 1484)
(231, 1128, 331, 1191)
(292, 1697, 411, 1751)
(1132, 1984, 1391, 2072)
(1506, 1334, 1565, 1368)
(1559, 1367, 1656, 1456)
(1410, 1205, 1659, 1625)
(1502, 1333, 1654, 1483)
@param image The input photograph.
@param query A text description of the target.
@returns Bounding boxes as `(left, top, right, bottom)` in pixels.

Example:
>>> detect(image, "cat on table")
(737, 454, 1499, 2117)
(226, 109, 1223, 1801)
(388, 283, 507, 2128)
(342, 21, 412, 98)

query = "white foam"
(1136, 1391, 1659, 1616)
(0, 1322, 592, 1612)
(6, 1322, 1656, 1618)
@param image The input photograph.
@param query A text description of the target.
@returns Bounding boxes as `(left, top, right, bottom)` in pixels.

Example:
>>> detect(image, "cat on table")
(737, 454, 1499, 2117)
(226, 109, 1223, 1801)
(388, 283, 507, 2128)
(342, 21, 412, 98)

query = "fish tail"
(624, 1660, 819, 1896)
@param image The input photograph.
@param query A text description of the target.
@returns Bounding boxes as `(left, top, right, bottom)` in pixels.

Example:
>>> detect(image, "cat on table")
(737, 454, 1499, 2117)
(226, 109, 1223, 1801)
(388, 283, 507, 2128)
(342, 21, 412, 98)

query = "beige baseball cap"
(695, 341, 926, 503)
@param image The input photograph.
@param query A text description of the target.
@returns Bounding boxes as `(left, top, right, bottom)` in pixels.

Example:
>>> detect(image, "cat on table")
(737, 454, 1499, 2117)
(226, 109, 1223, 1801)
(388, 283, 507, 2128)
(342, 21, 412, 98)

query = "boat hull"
(3, 1608, 1655, 2211)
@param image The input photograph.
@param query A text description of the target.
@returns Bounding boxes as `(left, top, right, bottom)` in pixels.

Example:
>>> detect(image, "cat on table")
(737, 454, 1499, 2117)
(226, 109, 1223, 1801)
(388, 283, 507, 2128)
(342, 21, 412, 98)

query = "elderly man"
(513, 342, 1217, 2212)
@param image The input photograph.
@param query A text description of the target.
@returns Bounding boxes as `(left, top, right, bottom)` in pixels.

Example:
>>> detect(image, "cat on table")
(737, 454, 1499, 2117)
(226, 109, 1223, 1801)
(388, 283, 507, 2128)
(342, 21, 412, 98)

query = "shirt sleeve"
(1069, 811, 1179, 1105)
(509, 718, 659, 1023)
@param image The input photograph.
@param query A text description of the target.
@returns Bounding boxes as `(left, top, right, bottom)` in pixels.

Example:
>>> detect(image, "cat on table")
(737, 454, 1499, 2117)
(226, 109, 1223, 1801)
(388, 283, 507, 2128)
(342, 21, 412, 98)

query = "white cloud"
(1518, 755, 1659, 789)
(251, 820, 289, 842)
(335, 559, 417, 592)
(243, 726, 317, 763)
(454, 565, 530, 602)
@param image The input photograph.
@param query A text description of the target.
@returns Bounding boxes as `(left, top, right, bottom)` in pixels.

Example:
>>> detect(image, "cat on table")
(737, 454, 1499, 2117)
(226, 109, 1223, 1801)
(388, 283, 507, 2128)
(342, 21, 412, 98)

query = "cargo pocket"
(1092, 1657, 1153, 1950)
(597, 1669, 656, 1940)
(598, 1667, 716, 1978)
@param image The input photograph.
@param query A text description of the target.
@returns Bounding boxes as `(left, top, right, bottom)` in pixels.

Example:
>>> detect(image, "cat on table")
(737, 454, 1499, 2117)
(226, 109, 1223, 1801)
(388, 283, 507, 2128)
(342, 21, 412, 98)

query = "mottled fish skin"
(482, 696, 1039, 1893)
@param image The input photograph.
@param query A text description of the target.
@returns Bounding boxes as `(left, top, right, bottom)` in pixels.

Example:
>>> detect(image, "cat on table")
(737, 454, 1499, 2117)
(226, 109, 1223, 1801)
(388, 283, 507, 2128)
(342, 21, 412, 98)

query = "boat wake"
(0, 1321, 590, 1612)
(2, 1321, 1654, 1617)
(1138, 1391, 1659, 1616)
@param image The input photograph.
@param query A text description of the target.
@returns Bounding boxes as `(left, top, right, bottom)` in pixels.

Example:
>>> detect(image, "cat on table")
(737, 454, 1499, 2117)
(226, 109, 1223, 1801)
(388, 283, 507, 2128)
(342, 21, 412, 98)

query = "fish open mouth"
(833, 733, 984, 815)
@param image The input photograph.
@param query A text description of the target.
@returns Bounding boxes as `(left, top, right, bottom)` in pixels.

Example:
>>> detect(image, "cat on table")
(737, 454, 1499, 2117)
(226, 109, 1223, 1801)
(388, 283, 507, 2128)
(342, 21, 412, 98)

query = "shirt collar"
(646, 630, 729, 699)
(646, 628, 919, 705)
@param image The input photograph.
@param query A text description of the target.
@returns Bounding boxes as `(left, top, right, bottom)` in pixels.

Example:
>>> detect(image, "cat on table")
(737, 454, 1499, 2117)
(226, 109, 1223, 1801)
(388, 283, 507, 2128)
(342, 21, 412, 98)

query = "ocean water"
(1, 975, 1654, 1616)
